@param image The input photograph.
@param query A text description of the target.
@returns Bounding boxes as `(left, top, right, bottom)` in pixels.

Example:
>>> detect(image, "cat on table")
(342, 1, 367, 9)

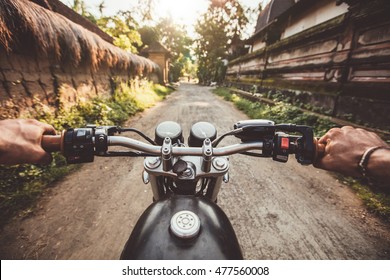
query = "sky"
(60, 0, 271, 38)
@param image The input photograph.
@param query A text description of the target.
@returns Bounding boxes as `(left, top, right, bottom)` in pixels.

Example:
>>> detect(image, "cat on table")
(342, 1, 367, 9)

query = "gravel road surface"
(1, 83, 389, 259)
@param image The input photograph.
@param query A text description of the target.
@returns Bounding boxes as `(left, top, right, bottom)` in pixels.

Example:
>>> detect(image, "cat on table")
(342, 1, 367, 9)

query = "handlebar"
(41, 127, 326, 164)
(42, 134, 265, 155)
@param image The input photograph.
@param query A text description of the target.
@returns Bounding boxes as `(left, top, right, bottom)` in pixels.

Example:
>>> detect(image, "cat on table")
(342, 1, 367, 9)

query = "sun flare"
(156, 0, 209, 27)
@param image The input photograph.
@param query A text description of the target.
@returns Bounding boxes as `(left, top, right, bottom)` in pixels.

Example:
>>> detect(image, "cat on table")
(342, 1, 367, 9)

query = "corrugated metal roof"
(254, 0, 296, 33)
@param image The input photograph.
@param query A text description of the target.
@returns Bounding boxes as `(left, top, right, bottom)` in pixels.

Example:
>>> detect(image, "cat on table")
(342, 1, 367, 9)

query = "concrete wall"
(252, 40, 266, 52)
(282, 0, 348, 39)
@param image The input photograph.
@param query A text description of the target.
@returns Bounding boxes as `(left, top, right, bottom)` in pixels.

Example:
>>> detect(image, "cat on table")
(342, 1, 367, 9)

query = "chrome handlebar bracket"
(202, 138, 213, 172)
(144, 155, 229, 180)
(162, 137, 173, 171)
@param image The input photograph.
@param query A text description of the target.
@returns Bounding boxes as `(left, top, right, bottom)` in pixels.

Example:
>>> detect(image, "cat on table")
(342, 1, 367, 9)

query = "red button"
(281, 137, 289, 150)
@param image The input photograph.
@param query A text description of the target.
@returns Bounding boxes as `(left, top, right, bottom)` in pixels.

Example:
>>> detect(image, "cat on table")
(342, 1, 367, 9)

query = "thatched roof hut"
(30, 0, 114, 44)
(0, 0, 159, 74)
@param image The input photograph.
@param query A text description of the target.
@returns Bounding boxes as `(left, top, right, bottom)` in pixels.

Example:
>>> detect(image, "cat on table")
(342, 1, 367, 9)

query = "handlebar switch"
(295, 137, 314, 165)
(276, 124, 315, 165)
(63, 128, 94, 164)
(262, 138, 274, 157)
(273, 133, 289, 163)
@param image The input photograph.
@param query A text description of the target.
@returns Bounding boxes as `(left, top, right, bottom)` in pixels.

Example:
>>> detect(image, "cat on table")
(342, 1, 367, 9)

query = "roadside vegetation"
(0, 81, 173, 227)
(213, 87, 390, 221)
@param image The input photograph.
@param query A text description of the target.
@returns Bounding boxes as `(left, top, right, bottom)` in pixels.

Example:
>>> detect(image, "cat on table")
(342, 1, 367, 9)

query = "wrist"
(362, 147, 390, 179)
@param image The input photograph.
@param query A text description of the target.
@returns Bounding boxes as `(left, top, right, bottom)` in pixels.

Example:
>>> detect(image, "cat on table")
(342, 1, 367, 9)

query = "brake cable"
(117, 127, 157, 145)
(212, 128, 243, 147)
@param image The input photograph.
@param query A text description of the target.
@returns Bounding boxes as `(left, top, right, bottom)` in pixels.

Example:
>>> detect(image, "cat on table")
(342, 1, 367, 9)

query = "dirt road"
(1, 83, 389, 259)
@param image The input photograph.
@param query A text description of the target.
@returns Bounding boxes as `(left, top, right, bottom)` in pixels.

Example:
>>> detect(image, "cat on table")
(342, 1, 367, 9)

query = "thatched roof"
(30, 0, 114, 44)
(0, 0, 159, 75)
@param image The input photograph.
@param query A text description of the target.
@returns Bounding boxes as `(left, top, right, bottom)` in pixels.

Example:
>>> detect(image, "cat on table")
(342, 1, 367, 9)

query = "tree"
(136, 0, 155, 22)
(72, 0, 97, 23)
(70, 0, 193, 80)
(194, 0, 250, 84)
(70, 1, 142, 53)
(138, 26, 160, 47)
(96, 11, 142, 53)
(98, 1, 105, 16)
(156, 18, 190, 56)
(138, 18, 193, 82)
(157, 18, 193, 82)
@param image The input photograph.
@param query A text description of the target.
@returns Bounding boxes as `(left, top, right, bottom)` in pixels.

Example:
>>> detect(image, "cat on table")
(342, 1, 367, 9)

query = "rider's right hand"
(314, 126, 390, 180)
(0, 119, 56, 165)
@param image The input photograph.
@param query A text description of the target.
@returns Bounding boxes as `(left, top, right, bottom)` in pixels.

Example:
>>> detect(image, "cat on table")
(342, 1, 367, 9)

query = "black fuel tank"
(120, 195, 243, 259)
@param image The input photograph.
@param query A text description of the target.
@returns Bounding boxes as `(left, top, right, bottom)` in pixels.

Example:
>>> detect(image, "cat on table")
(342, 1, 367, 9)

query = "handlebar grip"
(42, 134, 63, 153)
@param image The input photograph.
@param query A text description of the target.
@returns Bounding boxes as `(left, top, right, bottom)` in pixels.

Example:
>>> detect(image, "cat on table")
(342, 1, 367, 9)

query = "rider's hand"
(0, 119, 56, 165)
(314, 126, 390, 179)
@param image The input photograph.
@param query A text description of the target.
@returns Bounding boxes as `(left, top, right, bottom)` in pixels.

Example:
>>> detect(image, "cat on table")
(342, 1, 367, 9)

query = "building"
(141, 41, 171, 85)
(226, 0, 390, 130)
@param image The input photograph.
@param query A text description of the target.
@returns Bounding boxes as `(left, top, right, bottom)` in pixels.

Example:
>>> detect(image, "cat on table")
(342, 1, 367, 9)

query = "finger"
(318, 135, 329, 144)
(38, 122, 56, 135)
(37, 152, 53, 165)
(318, 127, 340, 143)
(28, 119, 56, 135)
(318, 132, 331, 143)
(313, 154, 330, 169)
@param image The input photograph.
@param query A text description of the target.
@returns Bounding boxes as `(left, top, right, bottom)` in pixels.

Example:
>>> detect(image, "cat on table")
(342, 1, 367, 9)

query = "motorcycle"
(42, 119, 324, 259)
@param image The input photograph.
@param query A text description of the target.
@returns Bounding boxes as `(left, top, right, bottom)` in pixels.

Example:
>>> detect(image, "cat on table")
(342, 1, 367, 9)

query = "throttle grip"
(41, 133, 63, 153)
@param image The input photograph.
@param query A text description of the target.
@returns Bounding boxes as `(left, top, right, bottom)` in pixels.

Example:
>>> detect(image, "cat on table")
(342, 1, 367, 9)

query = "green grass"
(0, 81, 173, 227)
(345, 177, 390, 221)
(213, 87, 390, 222)
(0, 154, 79, 224)
(213, 87, 334, 136)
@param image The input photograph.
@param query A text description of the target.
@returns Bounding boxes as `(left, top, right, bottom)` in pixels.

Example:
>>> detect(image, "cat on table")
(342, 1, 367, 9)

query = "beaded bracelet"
(358, 146, 389, 177)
